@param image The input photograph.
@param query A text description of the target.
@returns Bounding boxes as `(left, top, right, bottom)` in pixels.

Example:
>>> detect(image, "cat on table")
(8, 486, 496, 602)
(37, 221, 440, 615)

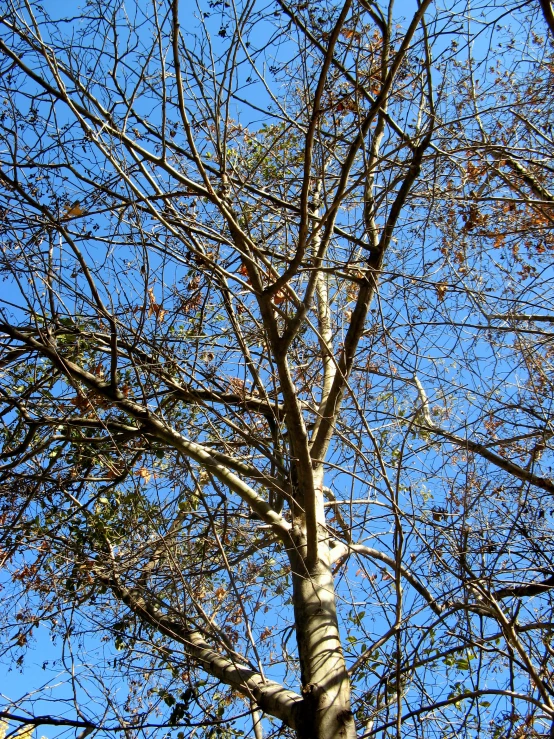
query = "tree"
(1, 0, 554, 737)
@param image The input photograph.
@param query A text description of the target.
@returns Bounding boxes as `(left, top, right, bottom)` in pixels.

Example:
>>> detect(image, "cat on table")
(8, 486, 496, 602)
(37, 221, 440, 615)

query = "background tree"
(1, 1, 554, 738)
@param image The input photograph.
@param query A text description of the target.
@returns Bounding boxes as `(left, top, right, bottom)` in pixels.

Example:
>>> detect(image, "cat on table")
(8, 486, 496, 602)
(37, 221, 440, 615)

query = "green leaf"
(454, 659, 470, 670)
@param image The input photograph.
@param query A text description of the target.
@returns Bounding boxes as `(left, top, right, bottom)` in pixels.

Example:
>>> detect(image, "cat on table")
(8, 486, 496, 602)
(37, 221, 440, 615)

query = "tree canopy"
(2, 0, 554, 737)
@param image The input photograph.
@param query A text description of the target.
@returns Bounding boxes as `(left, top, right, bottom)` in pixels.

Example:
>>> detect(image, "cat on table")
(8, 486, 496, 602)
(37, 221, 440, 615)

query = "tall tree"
(1, 1, 554, 738)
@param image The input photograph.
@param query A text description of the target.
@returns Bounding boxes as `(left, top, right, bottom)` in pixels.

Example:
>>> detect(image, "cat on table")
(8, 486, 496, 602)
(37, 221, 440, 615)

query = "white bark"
(289, 466, 357, 739)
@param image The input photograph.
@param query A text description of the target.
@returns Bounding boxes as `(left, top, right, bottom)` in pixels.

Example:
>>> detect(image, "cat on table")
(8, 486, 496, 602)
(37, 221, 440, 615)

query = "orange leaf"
(147, 287, 166, 321)
(341, 28, 361, 41)
(135, 467, 151, 484)
(64, 200, 83, 218)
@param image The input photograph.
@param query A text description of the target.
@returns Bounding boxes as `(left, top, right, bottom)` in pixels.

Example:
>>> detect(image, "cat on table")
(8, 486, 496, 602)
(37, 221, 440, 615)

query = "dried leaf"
(341, 28, 361, 41)
(147, 287, 166, 321)
(64, 200, 83, 218)
(135, 467, 152, 484)
(436, 283, 447, 302)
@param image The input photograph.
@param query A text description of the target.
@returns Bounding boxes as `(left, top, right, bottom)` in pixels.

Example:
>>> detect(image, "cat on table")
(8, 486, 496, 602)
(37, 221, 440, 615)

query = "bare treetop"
(1, 1, 554, 738)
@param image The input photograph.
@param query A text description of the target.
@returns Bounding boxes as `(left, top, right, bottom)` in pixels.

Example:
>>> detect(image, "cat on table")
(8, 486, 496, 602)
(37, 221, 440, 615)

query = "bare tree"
(1, 1, 554, 738)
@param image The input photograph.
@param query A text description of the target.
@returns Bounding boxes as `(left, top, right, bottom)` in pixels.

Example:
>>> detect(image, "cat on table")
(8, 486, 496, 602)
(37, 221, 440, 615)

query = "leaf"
(454, 658, 470, 670)
(237, 263, 252, 284)
(64, 200, 83, 218)
(436, 283, 448, 302)
(114, 636, 126, 651)
(147, 288, 166, 321)
(135, 467, 152, 484)
(14, 726, 34, 739)
(341, 28, 361, 41)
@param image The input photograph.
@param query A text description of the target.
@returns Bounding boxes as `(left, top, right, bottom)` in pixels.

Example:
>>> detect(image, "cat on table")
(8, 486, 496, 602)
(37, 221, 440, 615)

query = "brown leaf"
(64, 200, 83, 218)
(436, 283, 447, 302)
(147, 287, 166, 321)
(273, 290, 286, 305)
(135, 467, 152, 484)
(341, 28, 361, 41)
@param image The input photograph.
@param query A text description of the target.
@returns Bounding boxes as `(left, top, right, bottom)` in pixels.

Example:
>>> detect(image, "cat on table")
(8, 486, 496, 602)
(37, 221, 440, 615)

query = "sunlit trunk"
(290, 472, 356, 739)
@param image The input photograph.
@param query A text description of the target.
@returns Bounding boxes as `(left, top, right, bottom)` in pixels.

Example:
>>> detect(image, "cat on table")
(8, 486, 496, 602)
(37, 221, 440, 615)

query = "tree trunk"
(290, 526, 356, 739)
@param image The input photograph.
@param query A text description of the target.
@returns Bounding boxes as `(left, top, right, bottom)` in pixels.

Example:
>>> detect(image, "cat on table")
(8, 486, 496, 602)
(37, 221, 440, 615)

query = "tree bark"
(289, 473, 356, 739)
